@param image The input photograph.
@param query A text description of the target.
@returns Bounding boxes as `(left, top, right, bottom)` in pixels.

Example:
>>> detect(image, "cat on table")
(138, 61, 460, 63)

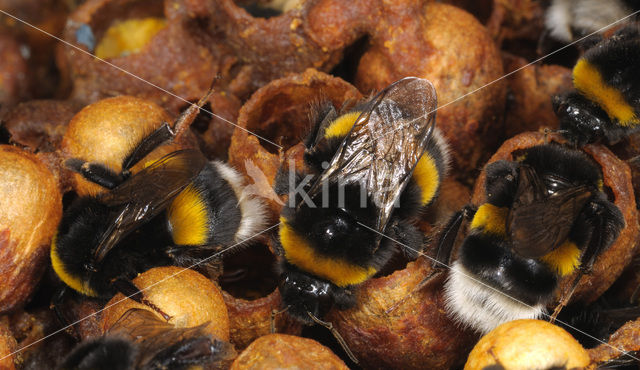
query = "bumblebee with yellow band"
(554, 22, 640, 145)
(438, 143, 624, 334)
(51, 99, 265, 306)
(274, 77, 450, 330)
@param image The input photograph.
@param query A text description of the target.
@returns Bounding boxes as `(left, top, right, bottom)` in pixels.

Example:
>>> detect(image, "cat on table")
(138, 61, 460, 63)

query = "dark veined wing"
(306, 77, 437, 232)
(109, 308, 235, 369)
(93, 149, 207, 264)
(507, 165, 592, 258)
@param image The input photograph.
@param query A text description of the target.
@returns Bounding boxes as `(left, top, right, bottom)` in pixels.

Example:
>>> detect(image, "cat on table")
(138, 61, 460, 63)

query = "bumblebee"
(58, 308, 235, 369)
(544, 0, 639, 43)
(275, 77, 450, 326)
(51, 108, 266, 307)
(553, 22, 640, 146)
(438, 143, 624, 334)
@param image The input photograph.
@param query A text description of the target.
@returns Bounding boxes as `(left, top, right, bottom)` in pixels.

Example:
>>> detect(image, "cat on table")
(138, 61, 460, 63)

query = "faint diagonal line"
(357, 221, 640, 363)
(0, 9, 282, 150)
(0, 223, 280, 362)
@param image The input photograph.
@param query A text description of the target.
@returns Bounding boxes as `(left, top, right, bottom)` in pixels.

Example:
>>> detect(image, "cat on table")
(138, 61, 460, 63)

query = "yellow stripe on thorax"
(470, 203, 508, 236)
(168, 184, 209, 245)
(413, 154, 440, 205)
(279, 217, 377, 287)
(573, 59, 640, 127)
(50, 235, 98, 296)
(540, 240, 581, 276)
(324, 112, 361, 138)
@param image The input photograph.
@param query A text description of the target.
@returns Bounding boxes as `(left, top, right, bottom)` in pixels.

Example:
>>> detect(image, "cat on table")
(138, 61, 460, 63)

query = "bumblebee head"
(278, 265, 335, 324)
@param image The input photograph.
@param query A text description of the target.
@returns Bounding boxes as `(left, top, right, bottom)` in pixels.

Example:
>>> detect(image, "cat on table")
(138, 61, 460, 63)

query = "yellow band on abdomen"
(279, 217, 377, 287)
(573, 59, 639, 127)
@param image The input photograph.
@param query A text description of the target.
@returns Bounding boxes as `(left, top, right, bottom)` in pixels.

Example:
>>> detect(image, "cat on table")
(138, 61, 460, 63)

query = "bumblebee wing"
(109, 308, 235, 368)
(108, 308, 204, 343)
(308, 77, 437, 232)
(508, 185, 592, 258)
(93, 149, 207, 264)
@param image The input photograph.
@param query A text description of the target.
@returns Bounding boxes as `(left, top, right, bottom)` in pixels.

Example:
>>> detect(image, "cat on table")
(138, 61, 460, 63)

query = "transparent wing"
(306, 77, 438, 232)
(93, 149, 207, 264)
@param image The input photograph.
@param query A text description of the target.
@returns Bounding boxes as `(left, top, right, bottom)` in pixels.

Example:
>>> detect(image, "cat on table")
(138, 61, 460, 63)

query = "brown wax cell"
(228, 69, 361, 216)
(222, 290, 302, 351)
(0, 317, 17, 369)
(8, 309, 76, 369)
(355, 2, 506, 183)
(231, 333, 348, 370)
(465, 320, 590, 369)
(0, 0, 70, 99)
(470, 132, 639, 305)
(0, 34, 28, 109)
(59, 0, 221, 114)
(189, 0, 367, 99)
(2, 100, 79, 153)
(188, 90, 243, 161)
(502, 53, 573, 138)
(101, 266, 230, 342)
(588, 316, 640, 366)
(0, 145, 62, 313)
(220, 242, 302, 350)
(327, 258, 478, 369)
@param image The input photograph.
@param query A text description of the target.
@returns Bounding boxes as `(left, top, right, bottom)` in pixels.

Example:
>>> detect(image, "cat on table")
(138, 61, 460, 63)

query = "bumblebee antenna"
(270, 306, 290, 333)
(172, 80, 216, 140)
(307, 312, 359, 364)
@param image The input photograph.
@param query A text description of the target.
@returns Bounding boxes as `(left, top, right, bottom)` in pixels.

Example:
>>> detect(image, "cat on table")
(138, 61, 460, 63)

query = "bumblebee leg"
(550, 272, 583, 323)
(112, 278, 172, 321)
(65, 158, 127, 189)
(551, 199, 624, 321)
(171, 84, 216, 140)
(270, 306, 290, 333)
(121, 122, 174, 170)
(433, 206, 475, 270)
(307, 312, 359, 364)
(579, 199, 625, 273)
(50, 286, 81, 341)
(385, 208, 473, 314)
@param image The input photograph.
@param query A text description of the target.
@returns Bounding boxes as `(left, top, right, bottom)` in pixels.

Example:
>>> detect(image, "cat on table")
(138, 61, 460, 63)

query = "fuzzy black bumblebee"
(57, 308, 235, 370)
(553, 22, 640, 146)
(51, 112, 265, 306)
(438, 143, 624, 334)
(274, 77, 450, 326)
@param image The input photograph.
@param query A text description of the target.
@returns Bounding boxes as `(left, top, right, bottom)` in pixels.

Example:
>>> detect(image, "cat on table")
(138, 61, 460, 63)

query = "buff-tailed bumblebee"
(437, 142, 624, 334)
(274, 77, 450, 333)
(553, 22, 640, 146)
(57, 308, 235, 370)
(51, 101, 266, 313)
